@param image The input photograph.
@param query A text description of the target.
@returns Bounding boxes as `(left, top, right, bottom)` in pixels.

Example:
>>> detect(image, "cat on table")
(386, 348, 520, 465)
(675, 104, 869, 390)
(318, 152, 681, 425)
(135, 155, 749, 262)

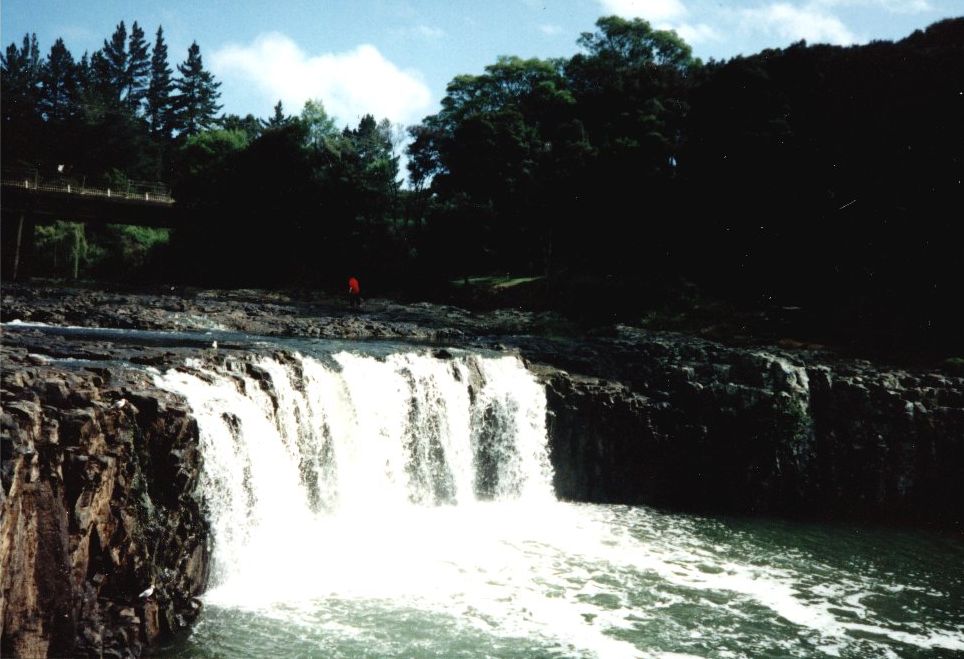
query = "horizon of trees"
(2, 21, 224, 184)
(2, 16, 962, 353)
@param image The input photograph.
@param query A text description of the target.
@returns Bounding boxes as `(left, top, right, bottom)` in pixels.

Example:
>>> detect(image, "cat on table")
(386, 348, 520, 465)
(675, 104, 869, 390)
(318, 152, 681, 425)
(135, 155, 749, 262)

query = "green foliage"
(31, 221, 170, 279)
(219, 113, 263, 141)
(181, 129, 249, 170)
(576, 16, 696, 69)
(173, 128, 248, 206)
(33, 221, 91, 278)
(408, 54, 592, 273)
(93, 225, 171, 275)
(301, 99, 338, 148)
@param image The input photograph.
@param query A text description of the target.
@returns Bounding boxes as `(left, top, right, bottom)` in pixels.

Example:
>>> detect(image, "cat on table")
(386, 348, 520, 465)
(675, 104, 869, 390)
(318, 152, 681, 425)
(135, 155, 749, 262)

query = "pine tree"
(147, 26, 174, 136)
(87, 50, 112, 101)
(173, 42, 222, 136)
(101, 21, 127, 104)
(76, 51, 91, 87)
(39, 38, 79, 122)
(264, 99, 289, 128)
(1, 34, 43, 162)
(1, 33, 42, 101)
(125, 21, 150, 113)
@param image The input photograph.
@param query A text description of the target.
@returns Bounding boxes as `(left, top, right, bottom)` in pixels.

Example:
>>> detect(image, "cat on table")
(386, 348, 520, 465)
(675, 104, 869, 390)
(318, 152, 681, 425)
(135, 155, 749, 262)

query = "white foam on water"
(5, 319, 54, 327)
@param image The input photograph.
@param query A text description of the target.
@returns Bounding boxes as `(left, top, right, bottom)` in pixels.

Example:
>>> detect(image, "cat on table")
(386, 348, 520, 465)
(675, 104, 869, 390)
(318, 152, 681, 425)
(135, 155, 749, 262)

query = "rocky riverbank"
(2, 282, 963, 656)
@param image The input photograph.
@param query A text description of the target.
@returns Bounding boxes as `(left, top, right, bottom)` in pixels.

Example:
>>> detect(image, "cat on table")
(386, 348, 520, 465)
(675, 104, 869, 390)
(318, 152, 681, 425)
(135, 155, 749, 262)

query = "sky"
(3, 0, 961, 131)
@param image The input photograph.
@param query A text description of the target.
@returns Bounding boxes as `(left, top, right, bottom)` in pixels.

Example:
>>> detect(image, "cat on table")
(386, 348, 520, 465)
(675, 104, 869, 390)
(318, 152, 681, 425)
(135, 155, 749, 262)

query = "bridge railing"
(1, 168, 174, 204)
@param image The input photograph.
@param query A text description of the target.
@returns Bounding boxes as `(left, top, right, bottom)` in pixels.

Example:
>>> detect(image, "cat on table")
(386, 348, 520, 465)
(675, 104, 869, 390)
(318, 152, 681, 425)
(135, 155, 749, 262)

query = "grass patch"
(943, 357, 964, 375)
(451, 275, 544, 290)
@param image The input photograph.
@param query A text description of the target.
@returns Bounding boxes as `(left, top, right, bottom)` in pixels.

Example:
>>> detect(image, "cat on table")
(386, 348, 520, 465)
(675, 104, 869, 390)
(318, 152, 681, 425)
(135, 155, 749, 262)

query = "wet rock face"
(0, 351, 209, 658)
(532, 337, 964, 529)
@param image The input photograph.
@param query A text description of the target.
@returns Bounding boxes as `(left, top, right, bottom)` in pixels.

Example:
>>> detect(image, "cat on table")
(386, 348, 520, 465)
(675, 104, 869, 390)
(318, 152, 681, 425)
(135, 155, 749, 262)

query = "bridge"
(1, 169, 181, 280)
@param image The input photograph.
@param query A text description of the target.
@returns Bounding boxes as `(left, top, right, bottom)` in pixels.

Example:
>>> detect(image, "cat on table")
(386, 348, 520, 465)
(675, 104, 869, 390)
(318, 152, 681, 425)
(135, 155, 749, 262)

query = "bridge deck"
(1, 176, 174, 204)
(2, 181, 179, 228)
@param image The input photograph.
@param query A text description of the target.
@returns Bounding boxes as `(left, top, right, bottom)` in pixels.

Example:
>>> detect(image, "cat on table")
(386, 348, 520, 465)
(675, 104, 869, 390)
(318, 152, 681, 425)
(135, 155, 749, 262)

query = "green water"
(161, 503, 964, 658)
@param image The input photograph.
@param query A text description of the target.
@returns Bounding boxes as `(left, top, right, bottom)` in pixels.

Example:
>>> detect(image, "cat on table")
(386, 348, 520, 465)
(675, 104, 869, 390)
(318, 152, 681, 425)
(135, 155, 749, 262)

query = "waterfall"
(154, 349, 555, 600)
(151, 347, 964, 658)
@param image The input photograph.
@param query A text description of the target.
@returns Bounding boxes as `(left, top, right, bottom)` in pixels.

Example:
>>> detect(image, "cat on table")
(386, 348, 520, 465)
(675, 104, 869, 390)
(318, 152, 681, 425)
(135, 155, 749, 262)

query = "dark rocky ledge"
(1, 347, 209, 658)
(519, 329, 964, 528)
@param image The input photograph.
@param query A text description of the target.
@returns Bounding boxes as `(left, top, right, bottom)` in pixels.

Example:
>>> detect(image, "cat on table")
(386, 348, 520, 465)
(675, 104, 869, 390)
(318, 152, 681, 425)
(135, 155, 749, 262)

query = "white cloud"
(211, 33, 433, 127)
(539, 24, 564, 35)
(738, 3, 858, 45)
(597, 0, 688, 22)
(812, 0, 931, 13)
(674, 23, 722, 44)
(596, 0, 722, 48)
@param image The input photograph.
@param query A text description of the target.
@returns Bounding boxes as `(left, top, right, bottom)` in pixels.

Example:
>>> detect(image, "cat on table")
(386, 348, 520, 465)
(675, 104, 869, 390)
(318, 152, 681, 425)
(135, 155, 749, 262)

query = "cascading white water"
(155, 351, 555, 595)
(155, 348, 964, 658)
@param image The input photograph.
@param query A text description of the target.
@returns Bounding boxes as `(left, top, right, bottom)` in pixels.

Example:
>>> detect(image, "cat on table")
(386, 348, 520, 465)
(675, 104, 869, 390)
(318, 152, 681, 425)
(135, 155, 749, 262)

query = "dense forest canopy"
(2, 15, 962, 352)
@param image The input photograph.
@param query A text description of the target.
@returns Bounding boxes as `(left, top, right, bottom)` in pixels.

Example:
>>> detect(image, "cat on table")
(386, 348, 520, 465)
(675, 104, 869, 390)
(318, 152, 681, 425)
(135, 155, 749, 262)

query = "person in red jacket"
(347, 276, 361, 308)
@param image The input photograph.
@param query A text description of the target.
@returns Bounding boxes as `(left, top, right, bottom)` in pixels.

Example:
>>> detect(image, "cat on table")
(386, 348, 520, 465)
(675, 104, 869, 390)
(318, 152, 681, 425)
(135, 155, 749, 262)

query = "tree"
(1, 33, 43, 164)
(575, 15, 695, 69)
(407, 56, 586, 273)
(86, 49, 113, 103)
(174, 128, 249, 205)
(300, 98, 337, 147)
(566, 16, 696, 174)
(264, 100, 291, 128)
(173, 41, 222, 136)
(219, 113, 263, 141)
(101, 21, 127, 105)
(125, 21, 150, 113)
(39, 38, 79, 123)
(346, 114, 400, 201)
(2, 33, 42, 109)
(146, 26, 174, 137)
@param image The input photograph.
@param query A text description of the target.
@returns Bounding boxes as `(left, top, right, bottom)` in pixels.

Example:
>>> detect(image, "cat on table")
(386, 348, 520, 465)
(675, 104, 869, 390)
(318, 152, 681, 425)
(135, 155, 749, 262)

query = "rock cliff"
(526, 330, 964, 528)
(0, 349, 209, 658)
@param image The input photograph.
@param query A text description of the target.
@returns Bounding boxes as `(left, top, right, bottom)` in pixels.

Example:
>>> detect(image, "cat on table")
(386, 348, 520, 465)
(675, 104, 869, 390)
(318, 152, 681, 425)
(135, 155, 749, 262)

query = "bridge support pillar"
(10, 212, 36, 281)
(12, 213, 26, 280)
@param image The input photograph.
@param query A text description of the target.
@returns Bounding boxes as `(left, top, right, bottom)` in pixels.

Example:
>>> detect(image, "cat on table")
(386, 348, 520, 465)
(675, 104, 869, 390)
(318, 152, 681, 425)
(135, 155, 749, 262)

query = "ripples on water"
(162, 502, 963, 658)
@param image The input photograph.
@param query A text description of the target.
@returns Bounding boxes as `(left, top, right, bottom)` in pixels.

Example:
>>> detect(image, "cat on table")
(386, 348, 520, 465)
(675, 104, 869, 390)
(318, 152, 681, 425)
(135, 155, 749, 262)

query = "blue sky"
(3, 1, 960, 130)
